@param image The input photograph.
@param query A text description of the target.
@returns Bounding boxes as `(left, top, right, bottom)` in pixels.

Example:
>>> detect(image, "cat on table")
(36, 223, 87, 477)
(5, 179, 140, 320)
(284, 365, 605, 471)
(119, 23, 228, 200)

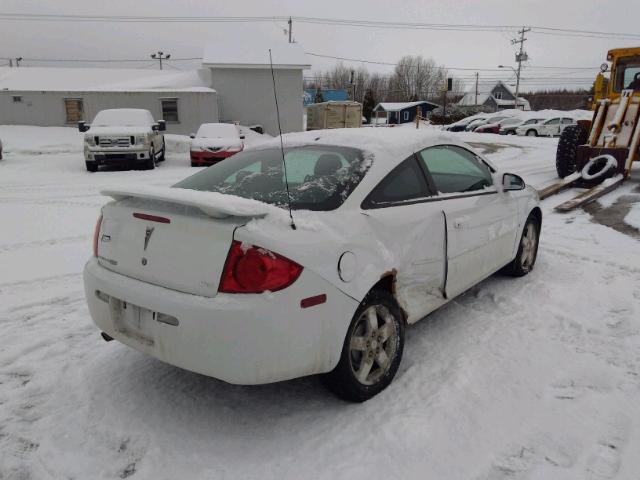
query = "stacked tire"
(555, 124, 589, 178)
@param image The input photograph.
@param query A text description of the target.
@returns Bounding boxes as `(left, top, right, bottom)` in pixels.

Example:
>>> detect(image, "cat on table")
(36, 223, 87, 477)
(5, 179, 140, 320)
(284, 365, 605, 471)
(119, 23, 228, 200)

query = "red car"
(190, 123, 244, 167)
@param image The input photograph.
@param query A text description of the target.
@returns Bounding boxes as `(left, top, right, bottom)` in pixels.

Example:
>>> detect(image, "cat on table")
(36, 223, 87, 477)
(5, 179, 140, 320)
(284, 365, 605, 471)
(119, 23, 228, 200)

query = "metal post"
(474, 72, 479, 106)
(288, 17, 292, 43)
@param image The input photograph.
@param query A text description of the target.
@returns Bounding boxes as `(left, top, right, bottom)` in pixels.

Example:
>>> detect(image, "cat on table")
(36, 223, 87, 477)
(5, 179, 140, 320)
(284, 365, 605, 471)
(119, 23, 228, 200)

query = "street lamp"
(150, 51, 171, 70)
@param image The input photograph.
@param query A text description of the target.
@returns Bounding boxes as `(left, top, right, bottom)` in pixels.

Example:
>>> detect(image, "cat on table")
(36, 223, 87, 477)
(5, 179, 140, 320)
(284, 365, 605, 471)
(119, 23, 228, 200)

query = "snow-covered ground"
(1, 126, 639, 480)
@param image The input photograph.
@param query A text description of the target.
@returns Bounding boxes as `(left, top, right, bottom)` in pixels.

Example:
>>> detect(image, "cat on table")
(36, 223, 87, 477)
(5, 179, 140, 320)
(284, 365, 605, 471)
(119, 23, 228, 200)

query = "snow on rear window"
(92, 109, 154, 127)
(174, 145, 372, 211)
(196, 123, 239, 138)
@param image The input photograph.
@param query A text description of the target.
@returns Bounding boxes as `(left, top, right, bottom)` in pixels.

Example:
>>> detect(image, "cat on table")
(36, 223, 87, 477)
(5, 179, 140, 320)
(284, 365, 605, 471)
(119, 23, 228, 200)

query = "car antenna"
(269, 48, 296, 231)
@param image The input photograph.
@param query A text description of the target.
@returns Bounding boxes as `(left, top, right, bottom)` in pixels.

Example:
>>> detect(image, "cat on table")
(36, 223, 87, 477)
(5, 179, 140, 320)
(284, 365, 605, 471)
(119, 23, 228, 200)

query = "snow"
(196, 123, 240, 138)
(1, 124, 640, 479)
(92, 109, 154, 127)
(625, 203, 640, 229)
(0, 66, 214, 92)
(202, 42, 310, 69)
(103, 186, 275, 219)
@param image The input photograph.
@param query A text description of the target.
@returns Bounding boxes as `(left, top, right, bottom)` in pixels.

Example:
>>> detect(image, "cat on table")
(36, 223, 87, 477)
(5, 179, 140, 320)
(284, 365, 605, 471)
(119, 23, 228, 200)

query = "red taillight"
(219, 241, 303, 293)
(93, 214, 103, 257)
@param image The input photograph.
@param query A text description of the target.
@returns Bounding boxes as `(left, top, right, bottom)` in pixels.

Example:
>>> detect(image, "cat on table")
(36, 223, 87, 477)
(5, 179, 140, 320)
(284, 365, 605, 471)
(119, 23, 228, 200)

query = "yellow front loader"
(541, 47, 640, 211)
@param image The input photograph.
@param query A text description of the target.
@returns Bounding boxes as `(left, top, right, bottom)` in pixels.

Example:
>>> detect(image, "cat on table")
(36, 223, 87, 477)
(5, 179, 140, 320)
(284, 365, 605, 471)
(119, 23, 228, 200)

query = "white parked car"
(500, 118, 545, 135)
(84, 129, 541, 402)
(80, 109, 166, 172)
(516, 116, 575, 137)
(189, 123, 245, 167)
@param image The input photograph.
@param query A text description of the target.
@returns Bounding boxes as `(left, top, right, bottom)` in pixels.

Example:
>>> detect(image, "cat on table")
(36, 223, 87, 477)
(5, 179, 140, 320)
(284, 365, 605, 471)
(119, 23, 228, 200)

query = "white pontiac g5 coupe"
(84, 128, 541, 402)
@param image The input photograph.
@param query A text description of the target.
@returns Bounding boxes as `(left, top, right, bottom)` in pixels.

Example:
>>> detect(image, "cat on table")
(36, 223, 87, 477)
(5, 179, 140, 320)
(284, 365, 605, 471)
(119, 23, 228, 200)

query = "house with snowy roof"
(457, 80, 530, 112)
(0, 42, 310, 135)
(372, 101, 440, 124)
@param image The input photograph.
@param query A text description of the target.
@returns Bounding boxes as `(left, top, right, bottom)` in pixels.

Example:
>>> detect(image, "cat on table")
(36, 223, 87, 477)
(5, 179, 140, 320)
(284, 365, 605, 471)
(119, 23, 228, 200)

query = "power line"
(1, 13, 639, 40)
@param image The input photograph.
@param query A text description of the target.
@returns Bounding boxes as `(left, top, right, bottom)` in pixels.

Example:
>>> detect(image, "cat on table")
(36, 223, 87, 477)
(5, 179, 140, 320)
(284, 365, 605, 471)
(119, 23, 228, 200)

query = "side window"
(561, 118, 573, 124)
(363, 157, 430, 208)
(419, 145, 493, 195)
(546, 118, 560, 125)
(161, 98, 179, 123)
(64, 98, 84, 123)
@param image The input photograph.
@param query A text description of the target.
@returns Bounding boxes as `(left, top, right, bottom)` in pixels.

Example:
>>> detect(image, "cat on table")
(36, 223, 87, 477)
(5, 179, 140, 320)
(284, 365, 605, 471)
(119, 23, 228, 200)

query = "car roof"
(250, 127, 496, 208)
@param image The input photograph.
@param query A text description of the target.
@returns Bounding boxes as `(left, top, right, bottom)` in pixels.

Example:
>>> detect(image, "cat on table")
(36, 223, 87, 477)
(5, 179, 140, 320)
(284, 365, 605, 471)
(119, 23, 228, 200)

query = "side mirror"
(503, 173, 525, 191)
(157, 120, 166, 132)
(78, 121, 89, 133)
(189, 134, 196, 139)
(239, 134, 246, 140)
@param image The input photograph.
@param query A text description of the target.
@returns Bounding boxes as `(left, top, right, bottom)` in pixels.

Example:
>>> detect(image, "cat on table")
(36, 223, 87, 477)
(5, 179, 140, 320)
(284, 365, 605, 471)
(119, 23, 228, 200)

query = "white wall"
(209, 68, 304, 135)
(0, 90, 218, 134)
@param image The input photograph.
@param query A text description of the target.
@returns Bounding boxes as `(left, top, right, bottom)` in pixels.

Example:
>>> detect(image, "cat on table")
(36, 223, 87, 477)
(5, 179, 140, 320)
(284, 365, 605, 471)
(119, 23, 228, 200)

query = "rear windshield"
(174, 145, 371, 211)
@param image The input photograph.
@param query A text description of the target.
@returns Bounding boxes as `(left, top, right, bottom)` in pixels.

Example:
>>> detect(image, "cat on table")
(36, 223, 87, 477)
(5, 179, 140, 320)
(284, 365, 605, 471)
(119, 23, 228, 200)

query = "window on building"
(12, 96, 22, 103)
(494, 91, 503, 100)
(64, 98, 84, 123)
(161, 98, 179, 123)
(403, 110, 410, 121)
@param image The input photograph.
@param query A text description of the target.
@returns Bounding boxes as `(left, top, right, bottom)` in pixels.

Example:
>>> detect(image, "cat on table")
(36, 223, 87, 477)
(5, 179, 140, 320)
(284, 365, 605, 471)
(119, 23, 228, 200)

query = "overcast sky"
(2, 0, 639, 92)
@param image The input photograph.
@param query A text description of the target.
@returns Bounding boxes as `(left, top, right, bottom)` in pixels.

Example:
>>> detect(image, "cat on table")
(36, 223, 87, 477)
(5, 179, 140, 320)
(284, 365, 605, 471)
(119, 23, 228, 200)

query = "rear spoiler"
(101, 186, 271, 219)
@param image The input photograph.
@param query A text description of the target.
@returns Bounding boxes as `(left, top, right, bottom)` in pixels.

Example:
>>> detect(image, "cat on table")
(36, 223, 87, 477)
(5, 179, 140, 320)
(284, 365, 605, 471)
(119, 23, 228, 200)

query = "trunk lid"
(97, 187, 272, 297)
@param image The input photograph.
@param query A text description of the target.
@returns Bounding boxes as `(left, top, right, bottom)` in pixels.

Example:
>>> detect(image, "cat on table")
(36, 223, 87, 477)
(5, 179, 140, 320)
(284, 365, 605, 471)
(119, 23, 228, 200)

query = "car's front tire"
(85, 161, 98, 172)
(526, 129, 538, 137)
(142, 147, 156, 170)
(503, 214, 540, 277)
(323, 290, 405, 402)
(158, 142, 166, 162)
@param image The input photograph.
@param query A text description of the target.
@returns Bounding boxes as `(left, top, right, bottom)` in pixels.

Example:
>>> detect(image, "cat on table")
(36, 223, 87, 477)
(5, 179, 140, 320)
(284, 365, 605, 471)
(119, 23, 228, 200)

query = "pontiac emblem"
(143, 227, 154, 251)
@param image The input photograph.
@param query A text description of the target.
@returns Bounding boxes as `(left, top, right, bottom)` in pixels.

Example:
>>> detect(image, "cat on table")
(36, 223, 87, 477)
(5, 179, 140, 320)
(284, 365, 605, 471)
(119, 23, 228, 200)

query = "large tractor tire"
(556, 124, 589, 178)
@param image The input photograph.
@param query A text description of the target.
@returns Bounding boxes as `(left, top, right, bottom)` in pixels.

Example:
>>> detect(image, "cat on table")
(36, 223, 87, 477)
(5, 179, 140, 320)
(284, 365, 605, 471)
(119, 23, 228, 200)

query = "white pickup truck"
(80, 109, 166, 172)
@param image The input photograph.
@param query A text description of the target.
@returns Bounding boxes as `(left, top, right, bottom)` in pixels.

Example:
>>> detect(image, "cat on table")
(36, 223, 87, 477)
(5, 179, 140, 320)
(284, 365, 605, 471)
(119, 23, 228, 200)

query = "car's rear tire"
(526, 129, 538, 137)
(86, 161, 98, 172)
(503, 214, 540, 277)
(323, 290, 405, 402)
(555, 123, 589, 178)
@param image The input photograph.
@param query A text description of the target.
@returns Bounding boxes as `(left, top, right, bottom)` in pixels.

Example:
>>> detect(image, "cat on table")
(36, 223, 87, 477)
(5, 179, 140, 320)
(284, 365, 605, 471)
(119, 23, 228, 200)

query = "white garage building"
(0, 42, 310, 135)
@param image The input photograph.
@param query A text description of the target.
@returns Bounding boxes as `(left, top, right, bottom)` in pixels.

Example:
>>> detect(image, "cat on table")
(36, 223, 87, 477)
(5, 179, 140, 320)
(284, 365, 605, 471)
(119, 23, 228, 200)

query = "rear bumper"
(83, 258, 358, 384)
(190, 150, 239, 166)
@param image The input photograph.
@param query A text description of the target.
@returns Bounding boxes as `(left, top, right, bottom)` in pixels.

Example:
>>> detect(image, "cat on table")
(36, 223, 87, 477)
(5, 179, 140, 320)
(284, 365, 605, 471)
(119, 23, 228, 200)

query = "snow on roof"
(202, 42, 310, 69)
(457, 80, 517, 107)
(0, 67, 215, 92)
(373, 101, 439, 112)
(251, 126, 478, 184)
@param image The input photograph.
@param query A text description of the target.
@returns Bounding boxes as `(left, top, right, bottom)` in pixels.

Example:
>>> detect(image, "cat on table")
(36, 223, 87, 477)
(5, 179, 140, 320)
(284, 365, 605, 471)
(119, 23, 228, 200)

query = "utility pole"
(9, 58, 13, 67)
(288, 17, 293, 43)
(474, 72, 479, 106)
(349, 69, 355, 101)
(150, 51, 171, 70)
(511, 27, 530, 109)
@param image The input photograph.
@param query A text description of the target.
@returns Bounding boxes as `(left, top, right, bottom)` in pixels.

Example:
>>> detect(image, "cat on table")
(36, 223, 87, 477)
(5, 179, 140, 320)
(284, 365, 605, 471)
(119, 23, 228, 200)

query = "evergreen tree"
(363, 88, 376, 123)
